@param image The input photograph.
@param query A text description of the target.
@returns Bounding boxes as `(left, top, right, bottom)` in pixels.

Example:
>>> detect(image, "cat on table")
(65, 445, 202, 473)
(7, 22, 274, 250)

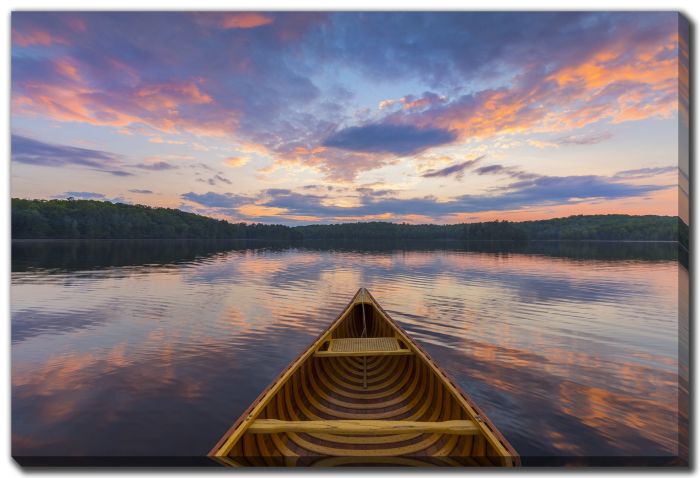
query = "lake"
(11, 240, 688, 466)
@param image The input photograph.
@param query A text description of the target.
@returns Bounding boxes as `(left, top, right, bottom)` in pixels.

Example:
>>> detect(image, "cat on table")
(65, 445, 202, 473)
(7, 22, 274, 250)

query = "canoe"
(209, 288, 519, 467)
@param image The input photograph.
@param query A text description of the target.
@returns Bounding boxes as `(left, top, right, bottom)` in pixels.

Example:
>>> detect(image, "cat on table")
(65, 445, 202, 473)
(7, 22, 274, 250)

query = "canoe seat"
(247, 419, 479, 435)
(314, 337, 413, 357)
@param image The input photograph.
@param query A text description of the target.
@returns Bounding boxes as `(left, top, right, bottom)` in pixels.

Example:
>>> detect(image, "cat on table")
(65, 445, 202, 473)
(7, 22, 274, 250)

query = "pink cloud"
(12, 28, 69, 47)
(219, 13, 274, 29)
(66, 16, 87, 33)
(14, 77, 238, 137)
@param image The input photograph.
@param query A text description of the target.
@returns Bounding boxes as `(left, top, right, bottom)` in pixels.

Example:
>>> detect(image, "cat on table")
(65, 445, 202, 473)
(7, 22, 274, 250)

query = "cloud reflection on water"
(11, 240, 685, 463)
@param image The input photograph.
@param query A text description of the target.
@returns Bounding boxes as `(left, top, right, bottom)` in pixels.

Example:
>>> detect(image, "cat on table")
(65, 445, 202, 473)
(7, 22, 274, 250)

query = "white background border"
(2, 0, 696, 476)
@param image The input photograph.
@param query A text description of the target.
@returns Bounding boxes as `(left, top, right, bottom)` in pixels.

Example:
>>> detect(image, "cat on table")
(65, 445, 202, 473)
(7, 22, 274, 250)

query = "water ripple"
(11, 241, 684, 461)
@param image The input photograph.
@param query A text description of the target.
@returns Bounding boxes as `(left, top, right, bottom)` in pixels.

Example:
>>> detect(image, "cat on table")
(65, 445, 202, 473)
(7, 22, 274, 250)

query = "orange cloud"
(551, 39, 677, 91)
(220, 13, 274, 29)
(14, 79, 237, 137)
(135, 82, 213, 110)
(410, 31, 680, 143)
(293, 146, 327, 156)
(148, 136, 186, 145)
(224, 156, 250, 168)
(12, 28, 69, 47)
(401, 94, 446, 110)
(527, 139, 559, 149)
(54, 58, 82, 82)
(238, 204, 287, 217)
(13, 84, 141, 128)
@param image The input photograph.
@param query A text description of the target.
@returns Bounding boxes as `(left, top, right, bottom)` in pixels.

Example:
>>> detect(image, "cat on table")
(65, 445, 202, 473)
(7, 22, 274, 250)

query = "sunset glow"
(11, 12, 687, 224)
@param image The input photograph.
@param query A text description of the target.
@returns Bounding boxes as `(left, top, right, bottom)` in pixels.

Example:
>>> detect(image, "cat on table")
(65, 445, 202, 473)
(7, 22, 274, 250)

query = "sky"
(11, 12, 688, 225)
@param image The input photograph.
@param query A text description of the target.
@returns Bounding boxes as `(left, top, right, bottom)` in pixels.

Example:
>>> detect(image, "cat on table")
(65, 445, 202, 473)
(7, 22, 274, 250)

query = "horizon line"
(11, 197, 682, 228)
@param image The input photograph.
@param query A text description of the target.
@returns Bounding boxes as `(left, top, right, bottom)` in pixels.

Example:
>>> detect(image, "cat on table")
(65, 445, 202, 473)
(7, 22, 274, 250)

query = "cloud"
(356, 187, 395, 197)
(262, 188, 328, 212)
(11, 134, 131, 176)
(422, 157, 539, 182)
(181, 191, 250, 208)
(132, 161, 178, 171)
(12, 29, 70, 47)
(191, 162, 215, 171)
(191, 12, 276, 30)
(223, 157, 249, 168)
(527, 139, 559, 149)
(474, 164, 505, 175)
(182, 170, 669, 223)
(323, 123, 457, 156)
(219, 13, 274, 29)
(11, 12, 680, 180)
(422, 156, 484, 178)
(472, 164, 539, 181)
(332, 15, 678, 154)
(399, 92, 448, 110)
(197, 173, 232, 186)
(556, 131, 613, 146)
(58, 191, 106, 199)
(128, 189, 153, 194)
(53, 191, 133, 204)
(613, 166, 677, 179)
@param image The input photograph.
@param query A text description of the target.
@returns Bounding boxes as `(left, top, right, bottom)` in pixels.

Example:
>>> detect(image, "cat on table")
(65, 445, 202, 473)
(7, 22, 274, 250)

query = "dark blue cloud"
(423, 159, 540, 182)
(422, 156, 484, 178)
(181, 191, 250, 208)
(263, 188, 329, 212)
(475, 164, 505, 175)
(196, 173, 232, 186)
(11, 134, 131, 176)
(466, 163, 540, 181)
(323, 123, 457, 155)
(356, 187, 394, 197)
(128, 189, 154, 194)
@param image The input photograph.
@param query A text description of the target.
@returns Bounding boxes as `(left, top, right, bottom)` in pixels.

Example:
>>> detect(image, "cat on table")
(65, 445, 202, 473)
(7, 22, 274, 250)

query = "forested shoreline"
(12, 198, 300, 241)
(12, 198, 687, 247)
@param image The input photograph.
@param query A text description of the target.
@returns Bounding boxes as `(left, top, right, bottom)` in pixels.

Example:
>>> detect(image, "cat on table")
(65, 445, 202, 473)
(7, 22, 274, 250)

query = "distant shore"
(12, 198, 688, 248)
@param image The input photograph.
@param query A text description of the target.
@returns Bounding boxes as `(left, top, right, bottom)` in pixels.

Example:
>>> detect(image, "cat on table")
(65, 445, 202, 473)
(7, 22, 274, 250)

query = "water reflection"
(11, 240, 687, 465)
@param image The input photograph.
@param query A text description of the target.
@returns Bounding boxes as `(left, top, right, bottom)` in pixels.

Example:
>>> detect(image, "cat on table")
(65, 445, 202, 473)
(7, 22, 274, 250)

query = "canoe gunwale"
(208, 288, 520, 466)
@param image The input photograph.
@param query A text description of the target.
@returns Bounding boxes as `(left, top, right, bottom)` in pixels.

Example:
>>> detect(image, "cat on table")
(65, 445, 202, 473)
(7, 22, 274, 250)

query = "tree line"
(297, 215, 684, 243)
(12, 198, 687, 247)
(12, 198, 301, 240)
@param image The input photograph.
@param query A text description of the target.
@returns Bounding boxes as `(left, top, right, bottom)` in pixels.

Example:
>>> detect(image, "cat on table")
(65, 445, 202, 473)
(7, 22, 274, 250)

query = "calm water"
(11, 240, 688, 465)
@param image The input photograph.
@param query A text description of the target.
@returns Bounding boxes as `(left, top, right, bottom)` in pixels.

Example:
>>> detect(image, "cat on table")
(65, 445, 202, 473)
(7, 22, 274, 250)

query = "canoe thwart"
(247, 419, 480, 435)
(314, 337, 413, 357)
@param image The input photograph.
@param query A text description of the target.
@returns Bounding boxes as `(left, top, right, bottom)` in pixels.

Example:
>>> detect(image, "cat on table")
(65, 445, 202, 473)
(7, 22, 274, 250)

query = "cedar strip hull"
(210, 289, 519, 467)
